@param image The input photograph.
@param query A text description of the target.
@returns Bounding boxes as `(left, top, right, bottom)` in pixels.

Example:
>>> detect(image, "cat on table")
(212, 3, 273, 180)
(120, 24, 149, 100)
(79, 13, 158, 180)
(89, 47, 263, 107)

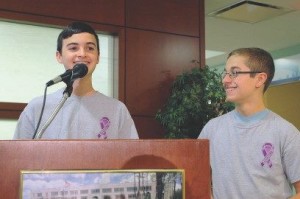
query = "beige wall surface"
(265, 81, 300, 130)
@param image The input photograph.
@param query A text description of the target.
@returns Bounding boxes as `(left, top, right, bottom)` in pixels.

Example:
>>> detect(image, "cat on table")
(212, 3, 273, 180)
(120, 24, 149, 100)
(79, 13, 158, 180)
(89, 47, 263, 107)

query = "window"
(127, 187, 138, 192)
(60, 190, 68, 195)
(91, 188, 100, 193)
(70, 190, 78, 195)
(114, 187, 124, 192)
(51, 191, 58, 196)
(80, 190, 89, 194)
(102, 188, 112, 193)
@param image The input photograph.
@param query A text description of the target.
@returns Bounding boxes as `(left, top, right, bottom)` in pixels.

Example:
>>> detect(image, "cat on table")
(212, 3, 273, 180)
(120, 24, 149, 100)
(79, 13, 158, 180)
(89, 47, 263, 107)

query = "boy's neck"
(235, 101, 266, 116)
(236, 106, 266, 117)
(71, 79, 95, 96)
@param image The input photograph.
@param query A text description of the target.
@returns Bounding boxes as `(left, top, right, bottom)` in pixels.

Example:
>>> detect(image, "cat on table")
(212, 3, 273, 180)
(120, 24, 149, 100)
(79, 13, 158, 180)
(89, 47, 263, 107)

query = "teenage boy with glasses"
(199, 47, 300, 199)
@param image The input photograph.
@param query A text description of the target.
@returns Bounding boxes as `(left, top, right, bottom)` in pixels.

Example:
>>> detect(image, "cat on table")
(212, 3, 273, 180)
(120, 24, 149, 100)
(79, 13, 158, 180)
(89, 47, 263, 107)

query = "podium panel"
(0, 139, 210, 198)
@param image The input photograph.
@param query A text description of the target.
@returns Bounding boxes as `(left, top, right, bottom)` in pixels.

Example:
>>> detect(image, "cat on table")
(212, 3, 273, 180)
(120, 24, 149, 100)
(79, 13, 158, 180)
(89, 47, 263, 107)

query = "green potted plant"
(156, 64, 234, 138)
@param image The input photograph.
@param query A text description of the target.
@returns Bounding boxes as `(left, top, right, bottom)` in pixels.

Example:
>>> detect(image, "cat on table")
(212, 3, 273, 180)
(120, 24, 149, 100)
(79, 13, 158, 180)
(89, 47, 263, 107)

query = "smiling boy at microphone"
(14, 21, 138, 139)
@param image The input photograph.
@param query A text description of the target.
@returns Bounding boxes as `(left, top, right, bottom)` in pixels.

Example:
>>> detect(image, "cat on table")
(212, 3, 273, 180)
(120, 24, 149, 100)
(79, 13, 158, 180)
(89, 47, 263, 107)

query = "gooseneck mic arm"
(33, 87, 71, 139)
(33, 87, 70, 139)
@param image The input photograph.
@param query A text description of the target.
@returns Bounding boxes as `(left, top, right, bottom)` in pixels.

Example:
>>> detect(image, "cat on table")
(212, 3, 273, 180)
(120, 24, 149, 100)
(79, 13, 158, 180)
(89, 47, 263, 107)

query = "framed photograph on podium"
(21, 169, 185, 199)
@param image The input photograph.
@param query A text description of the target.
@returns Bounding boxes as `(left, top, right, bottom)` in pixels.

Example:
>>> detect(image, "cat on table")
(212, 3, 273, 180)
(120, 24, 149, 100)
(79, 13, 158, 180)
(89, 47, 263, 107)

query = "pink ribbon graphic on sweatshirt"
(98, 117, 110, 139)
(261, 143, 274, 168)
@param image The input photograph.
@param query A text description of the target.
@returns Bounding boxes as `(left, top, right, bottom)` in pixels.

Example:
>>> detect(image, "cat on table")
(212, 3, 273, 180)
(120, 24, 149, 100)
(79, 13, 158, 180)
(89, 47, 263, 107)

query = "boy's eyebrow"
(224, 66, 240, 71)
(86, 42, 97, 46)
(230, 66, 240, 70)
(66, 42, 97, 47)
(66, 42, 78, 47)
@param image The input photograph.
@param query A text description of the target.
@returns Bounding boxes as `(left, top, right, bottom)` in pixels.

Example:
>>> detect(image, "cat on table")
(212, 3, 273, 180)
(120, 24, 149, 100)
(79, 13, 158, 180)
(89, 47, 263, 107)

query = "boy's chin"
(225, 97, 236, 103)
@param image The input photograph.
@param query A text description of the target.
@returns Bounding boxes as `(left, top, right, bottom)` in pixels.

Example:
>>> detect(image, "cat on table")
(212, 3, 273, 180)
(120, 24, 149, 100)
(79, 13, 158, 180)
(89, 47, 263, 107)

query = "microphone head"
(46, 63, 89, 87)
(71, 63, 88, 79)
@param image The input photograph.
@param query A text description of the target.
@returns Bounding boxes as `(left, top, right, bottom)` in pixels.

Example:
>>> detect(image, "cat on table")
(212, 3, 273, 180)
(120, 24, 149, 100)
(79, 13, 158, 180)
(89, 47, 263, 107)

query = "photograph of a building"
(21, 170, 184, 199)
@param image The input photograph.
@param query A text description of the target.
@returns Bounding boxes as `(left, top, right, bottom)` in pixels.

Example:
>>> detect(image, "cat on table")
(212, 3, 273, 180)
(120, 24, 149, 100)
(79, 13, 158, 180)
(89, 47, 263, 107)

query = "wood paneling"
(0, 140, 211, 198)
(126, 0, 200, 36)
(133, 116, 166, 138)
(0, 0, 125, 26)
(0, 103, 26, 119)
(0, 10, 122, 34)
(126, 28, 200, 116)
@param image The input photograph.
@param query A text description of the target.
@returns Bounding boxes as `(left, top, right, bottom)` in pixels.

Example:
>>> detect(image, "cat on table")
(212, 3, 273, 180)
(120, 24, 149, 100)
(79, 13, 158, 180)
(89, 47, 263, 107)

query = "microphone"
(46, 63, 88, 87)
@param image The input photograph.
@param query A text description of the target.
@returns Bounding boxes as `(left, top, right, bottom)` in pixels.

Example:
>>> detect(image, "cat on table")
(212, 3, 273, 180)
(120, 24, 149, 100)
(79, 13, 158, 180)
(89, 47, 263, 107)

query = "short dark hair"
(56, 21, 99, 54)
(228, 47, 275, 92)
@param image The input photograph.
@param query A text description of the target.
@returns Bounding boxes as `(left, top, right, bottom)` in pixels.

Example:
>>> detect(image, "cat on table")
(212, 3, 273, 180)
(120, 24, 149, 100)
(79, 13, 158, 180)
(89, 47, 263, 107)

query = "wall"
(264, 81, 300, 130)
(0, 0, 205, 138)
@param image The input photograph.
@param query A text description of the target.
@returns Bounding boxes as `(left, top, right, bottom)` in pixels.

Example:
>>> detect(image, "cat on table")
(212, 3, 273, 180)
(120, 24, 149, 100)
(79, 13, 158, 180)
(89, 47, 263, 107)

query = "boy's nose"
(78, 48, 87, 56)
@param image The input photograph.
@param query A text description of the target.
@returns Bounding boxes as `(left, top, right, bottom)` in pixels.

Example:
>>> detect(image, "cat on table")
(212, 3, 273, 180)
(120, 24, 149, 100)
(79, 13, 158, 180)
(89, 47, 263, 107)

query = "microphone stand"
(34, 83, 73, 139)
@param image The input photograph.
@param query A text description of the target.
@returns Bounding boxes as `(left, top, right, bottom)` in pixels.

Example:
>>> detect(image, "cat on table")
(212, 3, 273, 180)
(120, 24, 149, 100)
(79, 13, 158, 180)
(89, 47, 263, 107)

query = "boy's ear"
(256, 72, 268, 88)
(56, 51, 63, 63)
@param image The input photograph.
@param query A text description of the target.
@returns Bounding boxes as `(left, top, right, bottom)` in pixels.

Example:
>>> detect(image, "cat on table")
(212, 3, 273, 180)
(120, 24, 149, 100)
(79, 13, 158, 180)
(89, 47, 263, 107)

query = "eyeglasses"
(221, 71, 262, 79)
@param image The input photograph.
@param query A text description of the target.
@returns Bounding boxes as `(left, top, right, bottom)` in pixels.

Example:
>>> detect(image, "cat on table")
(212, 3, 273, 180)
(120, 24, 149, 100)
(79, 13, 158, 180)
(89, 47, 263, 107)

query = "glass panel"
(0, 119, 17, 140)
(272, 54, 300, 85)
(0, 20, 116, 103)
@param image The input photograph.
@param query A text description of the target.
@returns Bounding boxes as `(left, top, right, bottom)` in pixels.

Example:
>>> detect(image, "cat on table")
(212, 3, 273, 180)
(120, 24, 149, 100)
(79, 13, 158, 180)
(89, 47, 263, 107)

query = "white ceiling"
(205, 0, 300, 67)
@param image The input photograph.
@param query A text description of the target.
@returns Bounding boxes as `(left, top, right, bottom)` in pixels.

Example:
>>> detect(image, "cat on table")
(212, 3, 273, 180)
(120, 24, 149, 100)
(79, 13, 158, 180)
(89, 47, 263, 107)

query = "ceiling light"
(208, 0, 293, 23)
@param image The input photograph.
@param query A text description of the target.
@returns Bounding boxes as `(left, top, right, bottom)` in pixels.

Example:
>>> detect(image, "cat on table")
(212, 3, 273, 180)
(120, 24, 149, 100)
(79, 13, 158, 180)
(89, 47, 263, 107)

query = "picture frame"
(20, 169, 185, 199)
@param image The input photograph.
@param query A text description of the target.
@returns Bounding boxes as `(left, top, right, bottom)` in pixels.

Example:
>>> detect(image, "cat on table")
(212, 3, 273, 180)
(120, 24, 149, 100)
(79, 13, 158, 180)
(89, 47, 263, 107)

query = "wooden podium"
(0, 139, 210, 198)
